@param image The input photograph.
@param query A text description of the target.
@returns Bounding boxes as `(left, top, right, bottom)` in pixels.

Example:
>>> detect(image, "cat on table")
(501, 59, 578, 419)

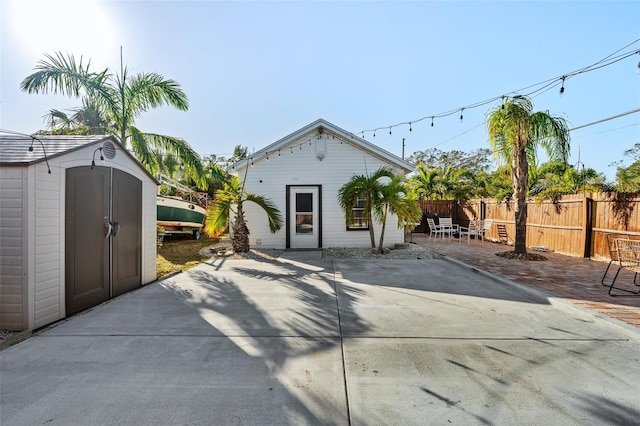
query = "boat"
(156, 174, 208, 239)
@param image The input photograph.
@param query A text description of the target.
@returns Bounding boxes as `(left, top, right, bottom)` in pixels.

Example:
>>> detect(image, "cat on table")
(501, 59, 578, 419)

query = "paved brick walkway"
(411, 233, 640, 330)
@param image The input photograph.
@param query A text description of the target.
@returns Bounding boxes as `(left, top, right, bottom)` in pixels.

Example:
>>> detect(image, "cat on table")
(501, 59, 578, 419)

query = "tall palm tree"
(373, 174, 421, 252)
(338, 166, 395, 249)
(487, 96, 570, 254)
(204, 169, 282, 253)
(21, 50, 205, 187)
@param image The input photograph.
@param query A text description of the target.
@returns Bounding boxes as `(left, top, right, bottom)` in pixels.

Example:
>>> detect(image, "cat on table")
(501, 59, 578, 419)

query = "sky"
(1, 0, 639, 181)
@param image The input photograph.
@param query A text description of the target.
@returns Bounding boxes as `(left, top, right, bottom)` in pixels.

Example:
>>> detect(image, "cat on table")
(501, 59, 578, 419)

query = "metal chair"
(601, 233, 631, 287)
(608, 238, 640, 296)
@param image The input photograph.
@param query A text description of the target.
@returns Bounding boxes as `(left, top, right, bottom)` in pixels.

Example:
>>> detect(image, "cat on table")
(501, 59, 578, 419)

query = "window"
(347, 196, 369, 230)
(295, 192, 313, 234)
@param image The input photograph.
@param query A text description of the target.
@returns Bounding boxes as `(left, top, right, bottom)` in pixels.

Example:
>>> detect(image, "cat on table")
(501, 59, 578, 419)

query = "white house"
(0, 135, 158, 332)
(229, 119, 415, 249)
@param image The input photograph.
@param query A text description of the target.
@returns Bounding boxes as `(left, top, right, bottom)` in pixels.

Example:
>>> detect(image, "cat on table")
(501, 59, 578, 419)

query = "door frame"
(286, 185, 322, 249)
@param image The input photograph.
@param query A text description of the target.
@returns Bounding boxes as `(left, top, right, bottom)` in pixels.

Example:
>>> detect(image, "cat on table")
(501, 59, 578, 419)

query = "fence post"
(583, 196, 593, 258)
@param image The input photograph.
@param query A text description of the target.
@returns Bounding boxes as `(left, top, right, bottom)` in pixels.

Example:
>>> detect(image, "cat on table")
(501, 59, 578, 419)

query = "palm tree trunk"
(512, 144, 528, 254)
(367, 196, 376, 249)
(378, 206, 388, 253)
(232, 203, 250, 253)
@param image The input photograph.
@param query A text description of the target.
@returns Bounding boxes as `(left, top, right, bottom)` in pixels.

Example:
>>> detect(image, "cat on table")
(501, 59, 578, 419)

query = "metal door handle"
(105, 222, 113, 239)
(112, 222, 120, 238)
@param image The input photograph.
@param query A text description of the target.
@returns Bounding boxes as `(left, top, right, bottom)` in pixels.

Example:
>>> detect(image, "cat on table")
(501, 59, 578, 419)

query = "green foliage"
(529, 160, 607, 200)
(22, 51, 206, 189)
(204, 174, 282, 252)
(409, 164, 478, 200)
(614, 143, 640, 192)
(487, 96, 571, 254)
(338, 166, 419, 252)
(407, 147, 493, 175)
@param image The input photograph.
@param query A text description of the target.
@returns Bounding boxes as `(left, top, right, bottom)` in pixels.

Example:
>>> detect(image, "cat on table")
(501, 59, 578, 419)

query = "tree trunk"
(232, 203, 250, 253)
(367, 196, 376, 249)
(512, 143, 528, 254)
(378, 206, 388, 253)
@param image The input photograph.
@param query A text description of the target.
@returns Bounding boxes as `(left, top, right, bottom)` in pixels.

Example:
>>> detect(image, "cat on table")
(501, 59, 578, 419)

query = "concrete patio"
(1, 253, 639, 425)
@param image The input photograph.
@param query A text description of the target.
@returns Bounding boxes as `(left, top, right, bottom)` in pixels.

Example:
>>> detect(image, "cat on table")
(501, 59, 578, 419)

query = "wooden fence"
(417, 193, 640, 260)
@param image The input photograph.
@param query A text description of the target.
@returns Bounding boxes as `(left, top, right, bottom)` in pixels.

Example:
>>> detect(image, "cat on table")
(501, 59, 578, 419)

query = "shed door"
(289, 186, 320, 249)
(65, 167, 110, 314)
(65, 167, 142, 315)
(112, 169, 142, 297)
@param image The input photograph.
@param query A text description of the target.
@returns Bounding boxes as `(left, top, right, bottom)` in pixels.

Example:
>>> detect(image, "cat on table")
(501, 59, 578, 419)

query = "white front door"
(289, 186, 320, 249)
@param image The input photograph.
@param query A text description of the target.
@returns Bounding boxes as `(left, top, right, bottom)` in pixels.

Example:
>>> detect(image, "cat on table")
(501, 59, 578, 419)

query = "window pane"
(296, 214, 313, 234)
(296, 193, 313, 213)
(351, 209, 368, 229)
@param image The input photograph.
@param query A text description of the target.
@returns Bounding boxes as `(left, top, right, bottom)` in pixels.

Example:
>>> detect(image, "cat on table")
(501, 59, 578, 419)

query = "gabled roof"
(0, 134, 158, 182)
(230, 119, 415, 174)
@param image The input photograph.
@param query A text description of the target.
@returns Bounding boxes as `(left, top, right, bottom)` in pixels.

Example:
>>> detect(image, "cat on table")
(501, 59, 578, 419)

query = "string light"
(355, 40, 640, 137)
(389, 126, 392, 136)
(559, 76, 566, 95)
(459, 108, 464, 123)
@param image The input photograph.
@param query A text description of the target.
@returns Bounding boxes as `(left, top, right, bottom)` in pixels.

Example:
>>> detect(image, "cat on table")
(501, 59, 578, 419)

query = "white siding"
(240, 136, 406, 249)
(0, 167, 28, 331)
(33, 163, 61, 328)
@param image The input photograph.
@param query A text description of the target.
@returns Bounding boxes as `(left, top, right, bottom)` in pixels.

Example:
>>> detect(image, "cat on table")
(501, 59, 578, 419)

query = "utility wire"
(570, 108, 640, 131)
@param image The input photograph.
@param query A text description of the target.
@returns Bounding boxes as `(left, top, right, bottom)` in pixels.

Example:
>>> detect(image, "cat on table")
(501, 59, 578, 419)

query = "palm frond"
(245, 193, 283, 233)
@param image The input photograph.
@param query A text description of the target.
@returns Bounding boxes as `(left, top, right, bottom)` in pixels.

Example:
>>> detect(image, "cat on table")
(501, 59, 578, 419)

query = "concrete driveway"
(2, 253, 639, 425)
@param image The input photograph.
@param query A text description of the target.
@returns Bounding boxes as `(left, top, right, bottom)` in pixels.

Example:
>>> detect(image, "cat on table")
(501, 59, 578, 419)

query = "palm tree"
(21, 50, 205, 187)
(373, 174, 422, 252)
(204, 168, 283, 253)
(338, 166, 395, 249)
(487, 96, 570, 254)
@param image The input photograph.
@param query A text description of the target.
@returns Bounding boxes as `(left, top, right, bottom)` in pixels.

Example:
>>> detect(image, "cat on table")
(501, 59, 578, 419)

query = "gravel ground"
(200, 242, 440, 260)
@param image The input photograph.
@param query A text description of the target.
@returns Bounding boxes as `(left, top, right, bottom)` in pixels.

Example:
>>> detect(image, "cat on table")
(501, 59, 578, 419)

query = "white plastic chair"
(481, 219, 493, 244)
(459, 220, 482, 244)
(438, 217, 458, 241)
(426, 218, 445, 241)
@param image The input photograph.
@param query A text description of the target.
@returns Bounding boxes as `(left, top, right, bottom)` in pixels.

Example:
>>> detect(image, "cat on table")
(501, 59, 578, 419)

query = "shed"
(229, 119, 414, 249)
(0, 135, 158, 332)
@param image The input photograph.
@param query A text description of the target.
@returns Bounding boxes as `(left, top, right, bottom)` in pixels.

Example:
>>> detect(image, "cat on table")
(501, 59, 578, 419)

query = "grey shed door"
(65, 167, 142, 315)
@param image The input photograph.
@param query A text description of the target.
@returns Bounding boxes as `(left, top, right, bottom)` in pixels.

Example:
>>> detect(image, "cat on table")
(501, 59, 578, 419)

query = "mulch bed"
(495, 251, 548, 261)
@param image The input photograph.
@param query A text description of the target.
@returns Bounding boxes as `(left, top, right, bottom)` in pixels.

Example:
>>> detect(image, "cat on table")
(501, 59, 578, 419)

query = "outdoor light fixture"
(559, 76, 566, 95)
(27, 136, 51, 174)
(91, 147, 104, 169)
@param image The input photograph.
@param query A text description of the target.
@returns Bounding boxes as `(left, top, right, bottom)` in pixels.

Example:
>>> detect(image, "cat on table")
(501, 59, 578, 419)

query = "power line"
(569, 108, 640, 131)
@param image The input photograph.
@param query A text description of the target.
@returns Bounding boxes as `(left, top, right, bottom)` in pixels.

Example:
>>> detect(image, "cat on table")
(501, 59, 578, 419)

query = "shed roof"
(0, 134, 158, 183)
(229, 119, 415, 174)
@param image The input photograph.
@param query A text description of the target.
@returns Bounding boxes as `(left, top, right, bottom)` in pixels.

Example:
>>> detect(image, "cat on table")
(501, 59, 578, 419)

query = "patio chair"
(426, 218, 445, 241)
(459, 220, 482, 244)
(601, 233, 632, 287)
(608, 238, 640, 296)
(438, 217, 458, 242)
(481, 220, 493, 244)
